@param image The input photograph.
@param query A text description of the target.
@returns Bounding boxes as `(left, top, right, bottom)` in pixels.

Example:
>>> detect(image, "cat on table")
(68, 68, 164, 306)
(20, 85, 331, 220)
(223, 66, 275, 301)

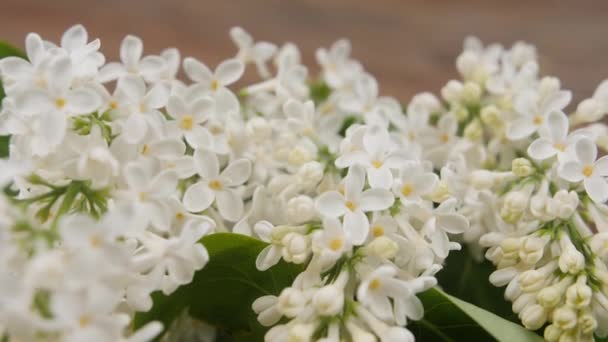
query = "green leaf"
(309, 80, 331, 105)
(0, 41, 26, 159)
(437, 246, 518, 323)
(134, 233, 304, 339)
(412, 288, 543, 342)
(0, 41, 26, 60)
(338, 115, 362, 137)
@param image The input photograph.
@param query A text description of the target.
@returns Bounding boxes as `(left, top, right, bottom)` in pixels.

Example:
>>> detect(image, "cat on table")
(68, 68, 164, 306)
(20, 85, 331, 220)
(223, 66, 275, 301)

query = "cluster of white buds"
(433, 37, 608, 341)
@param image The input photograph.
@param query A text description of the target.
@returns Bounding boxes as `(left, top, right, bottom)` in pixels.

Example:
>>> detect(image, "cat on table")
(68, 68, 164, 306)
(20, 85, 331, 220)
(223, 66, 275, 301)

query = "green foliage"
(135, 233, 543, 341)
(412, 288, 543, 342)
(0, 41, 26, 60)
(437, 246, 518, 323)
(309, 80, 331, 105)
(134, 233, 304, 339)
(338, 115, 362, 137)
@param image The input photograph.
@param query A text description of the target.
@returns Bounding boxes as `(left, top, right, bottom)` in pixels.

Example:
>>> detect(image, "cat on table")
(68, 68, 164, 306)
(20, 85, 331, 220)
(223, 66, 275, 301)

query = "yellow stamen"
(583, 165, 594, 177)
(369, 279, 381, 290)
(533, 115, 543, 125)
(345, 200, 357, 211)
(175, 212, 185, 221)
(553, 143, 566, 152)
(440, 133, 450, 143)
(89, 235, 102, 248)
(138, 192, 148, 202)
(55, 98, 66, 109)
(79, 315, 91, 328)
(211, 80, 220, 91)
(372, 226, 385, 237)
(141, 144, 150, 155)
(329, 238, 343, 251)
(371, 160, 383, 169)
(109, 101, 118, 110)
(179, 115, 194, 131)
(209, 179, 223, 191)
(401, 183, 414, 197)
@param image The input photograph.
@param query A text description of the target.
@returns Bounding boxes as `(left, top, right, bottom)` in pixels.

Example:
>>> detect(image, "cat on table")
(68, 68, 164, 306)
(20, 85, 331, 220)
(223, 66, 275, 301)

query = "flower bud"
(520, 304, 547, 330)
(537, 285, 562, 308)
(277, 287, 307, 317)
(312, 284, 344, 316)
(281, 232, 310, 264)
(574, 98, 602, 124)
(286, 195, 316, 224)
(566, 281, 592, 309)
(461, 82, 482, 105)
(578, 311, 598, 334)
(365, 236, 399, 259)
(546, 190, 579, 220)
(297, 161, 324, 189)
(428, 179, 450, 203)
(464, 118, 483, 142)
(480, 105, 502, 128)
(519, 235, 547, 265)
(558, 246, 585, 275)
(543, 324, 562, 341)
(288, 145, 314, 166)
(288, 323, 315, 342)
(441, 80, 464, 104)
(518, 270, 544, 292)
(501, 190, 530, 223)
(553, 306, 577, 331)
(512, 158, 534, 177)
(246, 117, 271, 140)
(456, 51, 478, 79)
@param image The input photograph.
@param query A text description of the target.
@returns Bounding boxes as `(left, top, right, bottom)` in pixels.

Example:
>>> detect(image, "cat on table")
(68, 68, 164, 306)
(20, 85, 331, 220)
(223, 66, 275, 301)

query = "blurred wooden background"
(1, 0, 607, 104)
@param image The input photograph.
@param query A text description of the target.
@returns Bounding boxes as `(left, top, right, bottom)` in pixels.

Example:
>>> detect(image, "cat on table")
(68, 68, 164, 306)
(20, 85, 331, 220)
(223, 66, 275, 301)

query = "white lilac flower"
(165, 95, 214, 148)
(315, 166, 394, 244)
(559, 137, 608, 203)
(182, 149, 251, 221)
(507, 87, 571, 140)
(230, 27, 277, 79)
(98, 35, 165, 82)
(183, 57, 244, 93)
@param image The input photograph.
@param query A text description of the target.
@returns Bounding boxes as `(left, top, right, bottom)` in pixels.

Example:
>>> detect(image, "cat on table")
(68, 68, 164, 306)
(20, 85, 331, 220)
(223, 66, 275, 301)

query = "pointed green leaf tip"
(412, 288, 543, 342)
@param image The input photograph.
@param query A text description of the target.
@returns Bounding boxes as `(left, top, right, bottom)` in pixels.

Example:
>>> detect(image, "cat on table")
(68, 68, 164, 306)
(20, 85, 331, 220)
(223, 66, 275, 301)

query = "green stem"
(50, 182, 81, 230)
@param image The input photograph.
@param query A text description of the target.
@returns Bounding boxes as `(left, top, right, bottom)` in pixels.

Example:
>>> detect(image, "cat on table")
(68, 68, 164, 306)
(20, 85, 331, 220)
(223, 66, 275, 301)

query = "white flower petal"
(367, 166, 392, 189)
(595, 156, 608, 177)
(360, 188, 394, 211)
(98, 62, 125, 83)
(139, 56, 165, 76)
(528, 138, 555, 160)
(576, 137, 597, 165)
(66, 88, 101, 115)
(0, 57, 32, 80)
(545, 110, 569, 142)
(25, 33, 45, 65)
(216, 190, 244, 222)
(150, 171, 178, 197)
(559, 161, 584, 183)
(256, 246, 281, 271)
(344, 210, 369, 245)
(542, 90, 571, 114)
(507, 118, 536, 140)
(120, 35, 143, 66)
(183, 57, 213, 84)
(144, 84, 169, 109)
(184, 126, 212, 149)
(437, 213, 468, 234)
(183, 182, 214, 212)
(122, 113, 147, 144)
(61, 24, 87, 51)
(221, 159, 251, 186)
(15, 89, 52, 115)
(215, 58, 244, 86)
(585, 176, 608, 203)
(315, 191, 347, 217)
(193, 149, 219, 179)
(344, 165, 365, 200)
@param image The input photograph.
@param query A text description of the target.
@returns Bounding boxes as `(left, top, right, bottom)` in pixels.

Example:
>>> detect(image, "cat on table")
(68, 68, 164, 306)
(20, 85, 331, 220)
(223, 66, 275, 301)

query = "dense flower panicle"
(0, 24, 607, 342)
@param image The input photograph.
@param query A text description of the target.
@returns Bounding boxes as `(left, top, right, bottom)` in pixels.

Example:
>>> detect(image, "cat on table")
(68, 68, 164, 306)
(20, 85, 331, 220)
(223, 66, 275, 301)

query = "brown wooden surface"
(1, 0, 607, 103)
